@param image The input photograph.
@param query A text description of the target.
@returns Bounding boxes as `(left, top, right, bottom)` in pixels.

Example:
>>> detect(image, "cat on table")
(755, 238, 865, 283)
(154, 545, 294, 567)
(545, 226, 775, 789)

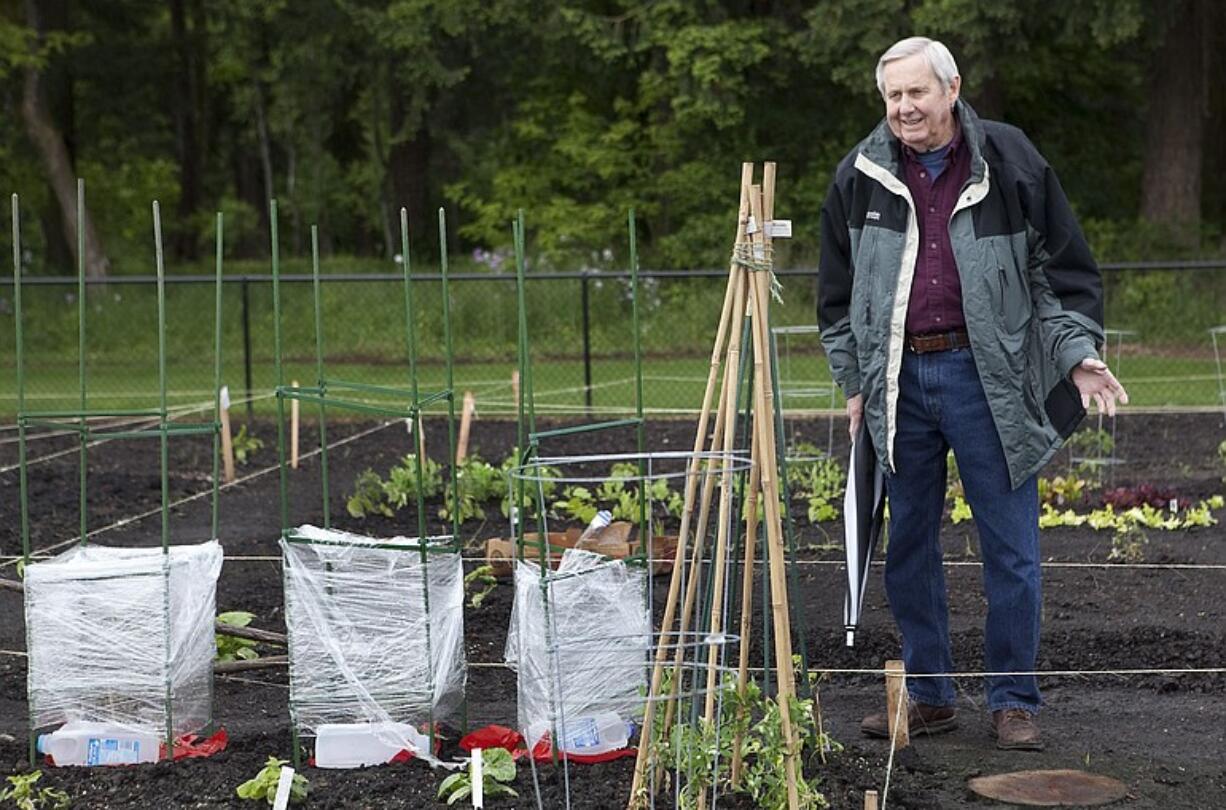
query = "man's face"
(881, 53, 960, 152)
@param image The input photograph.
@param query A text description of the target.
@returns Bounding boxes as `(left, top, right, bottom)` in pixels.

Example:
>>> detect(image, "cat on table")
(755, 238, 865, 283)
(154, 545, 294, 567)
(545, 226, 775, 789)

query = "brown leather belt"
(906, 328, 971, 354)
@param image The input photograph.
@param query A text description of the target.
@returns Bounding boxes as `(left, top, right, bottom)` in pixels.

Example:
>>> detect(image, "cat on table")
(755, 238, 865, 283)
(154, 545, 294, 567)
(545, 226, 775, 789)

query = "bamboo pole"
(628, 163, 754, 808)
(729, 418, 762, 786)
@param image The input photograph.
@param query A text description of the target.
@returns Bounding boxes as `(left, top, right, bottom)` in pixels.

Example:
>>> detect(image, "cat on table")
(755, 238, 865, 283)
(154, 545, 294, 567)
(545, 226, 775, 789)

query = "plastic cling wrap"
(281, 526, 466, 739)
(506, 549, 649, 747)
(25, 540, 224, 738)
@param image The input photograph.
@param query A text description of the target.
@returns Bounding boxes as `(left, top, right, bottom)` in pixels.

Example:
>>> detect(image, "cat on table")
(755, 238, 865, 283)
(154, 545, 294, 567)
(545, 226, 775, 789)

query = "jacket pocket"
(991, 240, 1031, 335)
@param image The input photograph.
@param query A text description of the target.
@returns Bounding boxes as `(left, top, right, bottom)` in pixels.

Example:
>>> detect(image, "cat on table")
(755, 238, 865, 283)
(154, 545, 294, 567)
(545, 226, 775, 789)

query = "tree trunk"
(169, 0, 206, 260)
(21, 0, 108, 277)
(1140, 0, 1207, 241)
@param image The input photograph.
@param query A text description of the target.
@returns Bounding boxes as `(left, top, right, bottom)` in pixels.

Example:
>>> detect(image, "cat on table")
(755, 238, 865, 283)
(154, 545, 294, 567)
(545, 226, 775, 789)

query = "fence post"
(581, 271, 593, 414)
(241, 276, 254, 425)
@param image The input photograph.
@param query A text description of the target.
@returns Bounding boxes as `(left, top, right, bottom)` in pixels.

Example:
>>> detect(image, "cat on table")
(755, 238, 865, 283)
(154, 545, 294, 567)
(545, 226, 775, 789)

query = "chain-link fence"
(2, 263, 1225, 423)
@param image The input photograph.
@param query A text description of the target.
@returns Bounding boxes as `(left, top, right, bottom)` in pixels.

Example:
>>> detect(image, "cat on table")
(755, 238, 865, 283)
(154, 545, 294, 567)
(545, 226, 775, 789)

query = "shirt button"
(919, 171, 926, 178)
(929, 206, 936, 213)
(935, 316, 942, 322)
(931, 278, 938, 284)
(930, 242, 937, 249)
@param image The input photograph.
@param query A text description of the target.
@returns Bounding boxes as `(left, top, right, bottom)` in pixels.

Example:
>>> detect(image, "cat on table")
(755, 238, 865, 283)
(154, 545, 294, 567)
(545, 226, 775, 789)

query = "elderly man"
(817, 37, 1128, 750)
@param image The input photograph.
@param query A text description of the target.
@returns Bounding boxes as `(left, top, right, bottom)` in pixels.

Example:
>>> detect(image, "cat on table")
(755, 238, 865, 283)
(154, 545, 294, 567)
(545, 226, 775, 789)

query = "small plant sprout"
(236, 757, 308, 806)
(464, 563, 498, 609)
(215, 611, 260, 662)
(436, 747, 517, 805)
(0, 771, 69, 810)
(232, 424, 264, 465)
(346, 468, 394, 518)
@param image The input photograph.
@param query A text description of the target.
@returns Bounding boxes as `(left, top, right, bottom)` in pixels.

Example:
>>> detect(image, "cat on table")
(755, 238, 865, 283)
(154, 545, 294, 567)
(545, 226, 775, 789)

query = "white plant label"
(746, 215, 759, 235)
(768, 219, 793, 238)
(219, 385, 230, 410)
(272, 765, 295, 810)
(472, 747, 484, 808)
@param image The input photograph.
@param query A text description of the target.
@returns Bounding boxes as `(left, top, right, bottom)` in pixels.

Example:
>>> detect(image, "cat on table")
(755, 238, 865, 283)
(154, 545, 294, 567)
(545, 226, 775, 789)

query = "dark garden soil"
(1, 412, 1225, 808)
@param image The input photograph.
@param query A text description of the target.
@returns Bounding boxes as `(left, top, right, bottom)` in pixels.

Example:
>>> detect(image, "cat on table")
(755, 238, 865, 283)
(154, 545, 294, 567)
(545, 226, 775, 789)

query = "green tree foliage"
(0, 0, 1220, 275)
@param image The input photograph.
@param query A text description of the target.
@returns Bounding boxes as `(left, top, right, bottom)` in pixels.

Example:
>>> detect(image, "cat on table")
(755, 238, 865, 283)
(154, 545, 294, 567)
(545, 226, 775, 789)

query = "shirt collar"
(902, 123, 963, 165)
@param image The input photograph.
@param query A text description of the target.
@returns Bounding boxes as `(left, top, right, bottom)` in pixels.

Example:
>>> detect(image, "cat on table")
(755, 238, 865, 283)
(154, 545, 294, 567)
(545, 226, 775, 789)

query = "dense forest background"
(1, 0, 1223, 275)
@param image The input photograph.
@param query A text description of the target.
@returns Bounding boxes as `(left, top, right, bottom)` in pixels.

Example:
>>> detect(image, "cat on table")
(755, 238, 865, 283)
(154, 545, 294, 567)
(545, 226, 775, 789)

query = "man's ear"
(947, 75, 962, 108)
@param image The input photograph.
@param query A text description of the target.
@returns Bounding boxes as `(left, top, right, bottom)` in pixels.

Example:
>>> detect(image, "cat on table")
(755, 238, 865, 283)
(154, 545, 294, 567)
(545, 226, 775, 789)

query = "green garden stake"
(77, 180, 88, 546)
(311, 225, 331, 528)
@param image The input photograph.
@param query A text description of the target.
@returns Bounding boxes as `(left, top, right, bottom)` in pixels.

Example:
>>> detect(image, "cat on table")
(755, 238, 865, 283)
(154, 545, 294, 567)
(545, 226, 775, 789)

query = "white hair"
(875, 37, 960, 98)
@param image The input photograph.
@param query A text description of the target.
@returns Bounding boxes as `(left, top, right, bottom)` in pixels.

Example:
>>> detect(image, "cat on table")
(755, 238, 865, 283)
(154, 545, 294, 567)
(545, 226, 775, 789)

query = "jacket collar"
(860, 99, 986, 184)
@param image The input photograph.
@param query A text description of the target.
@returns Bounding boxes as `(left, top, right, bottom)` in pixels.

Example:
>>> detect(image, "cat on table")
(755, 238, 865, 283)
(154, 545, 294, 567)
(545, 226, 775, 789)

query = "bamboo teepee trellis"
(629, 162, 801, 810)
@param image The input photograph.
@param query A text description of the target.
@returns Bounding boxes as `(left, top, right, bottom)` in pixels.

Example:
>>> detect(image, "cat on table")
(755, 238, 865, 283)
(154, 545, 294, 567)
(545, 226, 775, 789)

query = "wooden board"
(967, 770, 1128, 806)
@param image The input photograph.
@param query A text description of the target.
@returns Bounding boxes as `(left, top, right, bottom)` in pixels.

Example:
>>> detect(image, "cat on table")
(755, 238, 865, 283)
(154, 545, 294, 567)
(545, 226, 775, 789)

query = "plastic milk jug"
(556, 711, 629, 755)
(39, 721, 161, 766)
(314, 722, 429, 768)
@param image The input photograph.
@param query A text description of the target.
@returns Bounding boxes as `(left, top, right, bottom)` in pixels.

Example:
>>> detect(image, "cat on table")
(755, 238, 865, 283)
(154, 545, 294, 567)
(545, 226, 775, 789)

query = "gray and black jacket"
(818, 100, 1103, 489)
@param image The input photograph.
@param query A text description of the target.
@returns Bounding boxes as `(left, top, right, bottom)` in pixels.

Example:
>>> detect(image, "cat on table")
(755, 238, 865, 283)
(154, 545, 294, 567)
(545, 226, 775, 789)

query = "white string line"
(0, 396, 219, 451)
(0, 647, 1219, 680)
(7, 554, 1222, 573)
(0, 419, 401, 571)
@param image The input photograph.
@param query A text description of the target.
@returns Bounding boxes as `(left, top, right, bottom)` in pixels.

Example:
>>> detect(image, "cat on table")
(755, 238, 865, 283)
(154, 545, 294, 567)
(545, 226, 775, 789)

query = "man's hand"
(1070, 358, 1129, 417)
(846, 393, 864, 440)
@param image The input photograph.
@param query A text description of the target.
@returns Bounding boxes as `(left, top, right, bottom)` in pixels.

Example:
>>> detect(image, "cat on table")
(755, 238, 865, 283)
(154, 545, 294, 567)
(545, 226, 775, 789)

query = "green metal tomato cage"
(11, 184, 226, 764)
(269, 203, 463, 765)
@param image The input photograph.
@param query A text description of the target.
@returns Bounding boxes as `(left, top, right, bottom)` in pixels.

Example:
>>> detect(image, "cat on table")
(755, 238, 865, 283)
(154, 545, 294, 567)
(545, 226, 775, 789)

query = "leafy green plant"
(464, 564, 498, 609)
(500, 452, 560, 519)
(215, 611, 260, 662)
(236, 756, 309, 806)
(642, 673, 831, 809)
(1066, 427, 1115, 457)
(554, 485, 599, 525)
(436, 748, 518, 805)
(232, 425, 264, 465)
(1038, 475, 1090, 507)
(787, 449, 846, 525)
(0, 772, 69, 810)
(346, 469, 394, 518)
(441, 456, 505, 523)
(1108, 524, 1148, 563)
(597, 462, 683, 522)
(949, 495, 973, 524)
(384, 454, 444, 508)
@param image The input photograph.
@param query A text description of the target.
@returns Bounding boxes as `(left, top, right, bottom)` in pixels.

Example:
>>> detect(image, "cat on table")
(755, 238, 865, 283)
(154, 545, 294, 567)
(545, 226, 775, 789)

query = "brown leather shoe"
(993, 708, 1044, 751)
(861, 702, 957, 739)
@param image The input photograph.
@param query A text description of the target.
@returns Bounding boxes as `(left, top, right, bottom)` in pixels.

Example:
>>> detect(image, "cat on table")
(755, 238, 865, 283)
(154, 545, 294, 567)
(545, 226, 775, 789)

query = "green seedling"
(236, 757, 309, 806)
(346, 468, 393, 518)
(215, 611, 260, 662)
(232, 425, 264, 465)
(441, 456, 505, 523)
(0, 772, 69, 810)
(436, 748, 517, 805)
(464, 564, 498, 609)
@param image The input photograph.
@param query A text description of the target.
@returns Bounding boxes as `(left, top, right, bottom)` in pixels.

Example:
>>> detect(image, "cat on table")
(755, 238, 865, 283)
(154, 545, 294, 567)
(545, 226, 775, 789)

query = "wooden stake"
(219, 385, 236, 483)
(864, 789, 880, 810)
(290, 380, 300, 469)
(456, 390, 476, 464)
(885, 659, 910, 750)
(729, 423, 762, 787)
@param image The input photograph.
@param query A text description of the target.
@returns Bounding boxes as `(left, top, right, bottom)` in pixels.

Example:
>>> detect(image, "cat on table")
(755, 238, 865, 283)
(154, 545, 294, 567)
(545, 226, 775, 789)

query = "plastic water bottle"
(575, 510, 613, 549)
(556, 711, 628, 755)
(38, 722, 161, 766)
(314, 722, 429, 768)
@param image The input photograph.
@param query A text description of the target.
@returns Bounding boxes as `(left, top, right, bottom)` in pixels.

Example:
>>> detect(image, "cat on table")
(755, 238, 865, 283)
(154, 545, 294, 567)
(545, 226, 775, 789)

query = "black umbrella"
(843, 418, 886, 647)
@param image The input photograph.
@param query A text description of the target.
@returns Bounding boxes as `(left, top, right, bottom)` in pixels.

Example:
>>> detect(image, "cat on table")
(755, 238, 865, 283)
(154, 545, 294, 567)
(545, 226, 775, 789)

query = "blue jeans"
(884, 346, 1041, 713)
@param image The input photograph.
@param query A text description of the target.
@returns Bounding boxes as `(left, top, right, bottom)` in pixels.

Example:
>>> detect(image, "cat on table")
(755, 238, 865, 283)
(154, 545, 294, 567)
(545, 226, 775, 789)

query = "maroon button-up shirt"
(903, 130, 971, 335)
